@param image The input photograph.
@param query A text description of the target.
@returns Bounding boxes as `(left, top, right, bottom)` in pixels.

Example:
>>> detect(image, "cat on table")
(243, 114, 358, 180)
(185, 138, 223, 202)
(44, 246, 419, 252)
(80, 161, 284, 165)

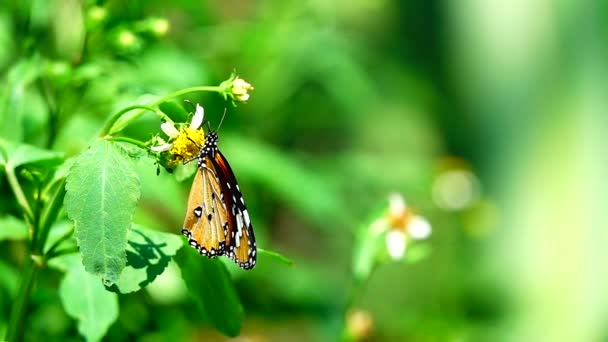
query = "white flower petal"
(161, 122, 179, 138)
(151, 143, 173, 152)
(236, 93, 250, 102)
(190, 104, 204, 129)
(385, 230, 407, 261)
(388, 193, 407, 217)
(409, 216, 432, 240)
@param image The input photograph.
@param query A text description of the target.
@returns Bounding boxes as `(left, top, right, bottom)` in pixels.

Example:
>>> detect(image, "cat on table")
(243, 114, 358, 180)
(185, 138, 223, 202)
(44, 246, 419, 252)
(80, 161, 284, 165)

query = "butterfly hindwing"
(211, 150, 257, 270)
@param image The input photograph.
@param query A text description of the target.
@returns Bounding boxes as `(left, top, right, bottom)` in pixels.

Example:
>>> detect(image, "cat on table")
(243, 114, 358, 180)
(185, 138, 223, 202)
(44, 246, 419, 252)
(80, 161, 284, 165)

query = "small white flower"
(151, 104, 205, 153)
(230, 78, 254, 102)
(385, 230, 407, 261)
(382, 193, 432, 261)
(388, 192, 406, 217)
(190, 104, 204, 130)
(408, 216, 432, 240)
(160, 122, 179, 138)
(150, 141, 173, 152)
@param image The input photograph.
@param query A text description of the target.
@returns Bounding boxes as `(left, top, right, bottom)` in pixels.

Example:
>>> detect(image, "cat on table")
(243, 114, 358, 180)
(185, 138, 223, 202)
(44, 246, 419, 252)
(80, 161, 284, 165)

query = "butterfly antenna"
(217, 108, 227, 132)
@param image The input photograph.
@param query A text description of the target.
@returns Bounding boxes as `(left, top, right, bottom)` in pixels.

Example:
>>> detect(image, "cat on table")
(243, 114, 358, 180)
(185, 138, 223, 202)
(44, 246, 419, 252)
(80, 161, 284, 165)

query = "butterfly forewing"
(182, 158, 229, 257)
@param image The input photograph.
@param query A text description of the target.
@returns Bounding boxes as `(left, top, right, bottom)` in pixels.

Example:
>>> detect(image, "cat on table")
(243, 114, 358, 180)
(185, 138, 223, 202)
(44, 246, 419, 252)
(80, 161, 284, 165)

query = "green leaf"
(174, 162, 197, 182)
(159, 101, 188, 123)
(0, 215, 27, 241)
(0, 144, 6, 167)
(37, 178, 66, 252)
(7, 143, 60, 169)
(0, 56, 44, 142)
(109, 225, 183, 294)
(174, 245, 244, 337)
(64, 139, 141, 285)
(0, 259, 20, 298)
(44, 220, 76, 253)
(58, 254, 119, 342)
(258, 248, 293, 267)
(0, 138, 63, 170)
(404, 242, 432, 264)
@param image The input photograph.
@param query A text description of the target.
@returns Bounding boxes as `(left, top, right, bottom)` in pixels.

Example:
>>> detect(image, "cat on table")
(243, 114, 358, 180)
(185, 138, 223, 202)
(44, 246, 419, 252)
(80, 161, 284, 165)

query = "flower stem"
(6, 166, 36, 250)
(99, 86, 223, 136)
(99, 105, 159, 137)
(5, 167, 34, 223)
(155, 86, 222, 103)
(105, 136, 149, 149)
(6, 259, 41, 342)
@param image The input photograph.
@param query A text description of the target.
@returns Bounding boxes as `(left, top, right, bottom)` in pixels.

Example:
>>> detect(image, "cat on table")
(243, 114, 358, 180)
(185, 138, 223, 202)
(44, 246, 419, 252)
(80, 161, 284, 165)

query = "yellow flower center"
(387, 208, 413, 232)
(170, 127, 205, 163)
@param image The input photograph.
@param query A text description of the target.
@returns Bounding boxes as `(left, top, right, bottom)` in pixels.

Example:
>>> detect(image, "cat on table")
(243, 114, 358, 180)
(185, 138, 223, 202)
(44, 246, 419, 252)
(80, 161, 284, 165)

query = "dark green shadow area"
(107, 225, 183, 294)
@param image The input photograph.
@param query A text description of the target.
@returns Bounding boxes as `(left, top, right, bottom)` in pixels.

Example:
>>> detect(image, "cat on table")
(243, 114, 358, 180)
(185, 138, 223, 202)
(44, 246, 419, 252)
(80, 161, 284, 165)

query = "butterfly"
(181, 119, 257, 270)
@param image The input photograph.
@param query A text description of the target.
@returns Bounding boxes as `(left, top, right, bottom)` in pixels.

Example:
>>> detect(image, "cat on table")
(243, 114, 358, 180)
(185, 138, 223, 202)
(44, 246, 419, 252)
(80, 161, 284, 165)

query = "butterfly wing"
(211, 150, 257, 269)
(182, 158, 230, 257)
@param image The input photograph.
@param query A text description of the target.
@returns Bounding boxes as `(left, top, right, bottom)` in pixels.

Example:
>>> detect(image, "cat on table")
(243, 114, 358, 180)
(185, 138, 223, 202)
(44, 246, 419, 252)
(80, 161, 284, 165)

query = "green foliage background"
(1, 0, 607, 341)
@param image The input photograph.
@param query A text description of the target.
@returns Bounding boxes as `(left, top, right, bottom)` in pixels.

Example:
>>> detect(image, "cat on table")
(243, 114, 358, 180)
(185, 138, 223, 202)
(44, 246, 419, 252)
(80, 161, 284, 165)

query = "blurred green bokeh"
(1, 0, 607, 341)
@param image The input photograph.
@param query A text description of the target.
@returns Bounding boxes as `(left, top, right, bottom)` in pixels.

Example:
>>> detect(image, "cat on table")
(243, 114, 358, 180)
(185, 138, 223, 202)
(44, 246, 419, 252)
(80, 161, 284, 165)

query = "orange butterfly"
(181, 123, 257, 269)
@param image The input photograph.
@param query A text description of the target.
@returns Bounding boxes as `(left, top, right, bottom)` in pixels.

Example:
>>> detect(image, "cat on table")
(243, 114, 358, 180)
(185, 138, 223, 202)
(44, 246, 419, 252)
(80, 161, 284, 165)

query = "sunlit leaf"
(0, 215, 27, 241)
(258, 248, 293, 267)
(174, 245, 244, 337)
(64, 139, 140, 285)
(0, 138, 63, 170)
(174, 162, 197, 182)
(0, 144, 6, 167)
(0, 56, 43, 142)
(404, 242, 432, 264)
(44, 220, 75, 253)
(109, 225, 183, 294)
(59, 254, 119, 342)
(145, 261, 188, 305)
(0, 259, 20, 298)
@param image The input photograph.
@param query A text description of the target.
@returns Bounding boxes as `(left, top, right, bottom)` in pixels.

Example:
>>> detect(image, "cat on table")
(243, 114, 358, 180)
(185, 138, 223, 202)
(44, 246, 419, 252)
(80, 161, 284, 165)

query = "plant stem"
(105, 136, 149, 149)
(5, 167, 34, 221)
(99, 105, 159, 137)
(5, 166, 35, 242)
(153, 86, 222, 105)
(99, 86, 223, 136)
(6, 260, 41, 342)
(341, 263, 378, 341)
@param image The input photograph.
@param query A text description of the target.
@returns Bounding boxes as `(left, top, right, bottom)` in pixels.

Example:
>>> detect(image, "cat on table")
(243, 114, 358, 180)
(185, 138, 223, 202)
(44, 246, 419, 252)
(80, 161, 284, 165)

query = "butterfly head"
(196, 130, 219, 166)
